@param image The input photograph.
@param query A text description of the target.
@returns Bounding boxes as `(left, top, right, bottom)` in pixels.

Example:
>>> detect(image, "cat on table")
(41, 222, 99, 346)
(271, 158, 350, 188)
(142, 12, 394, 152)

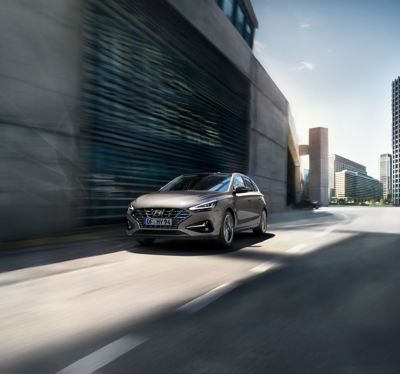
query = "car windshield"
(160, 174, 232, 192)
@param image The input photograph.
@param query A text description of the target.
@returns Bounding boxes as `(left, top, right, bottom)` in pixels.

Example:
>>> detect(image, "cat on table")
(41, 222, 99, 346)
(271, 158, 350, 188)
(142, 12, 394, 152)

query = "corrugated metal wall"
(81, 0, 250, 224)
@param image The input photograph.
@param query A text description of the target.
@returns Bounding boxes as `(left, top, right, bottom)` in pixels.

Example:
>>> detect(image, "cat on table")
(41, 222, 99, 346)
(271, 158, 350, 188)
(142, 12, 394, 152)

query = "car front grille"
(132, 208, 191, 229)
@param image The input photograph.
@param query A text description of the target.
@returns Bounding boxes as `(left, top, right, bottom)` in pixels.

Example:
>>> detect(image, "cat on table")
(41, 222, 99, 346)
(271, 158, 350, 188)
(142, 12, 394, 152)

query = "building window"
(244, 22, 253, 46)
(216, 0, 256, 48)
(221, 0, 234, 21)
(236, 4, 245, 34)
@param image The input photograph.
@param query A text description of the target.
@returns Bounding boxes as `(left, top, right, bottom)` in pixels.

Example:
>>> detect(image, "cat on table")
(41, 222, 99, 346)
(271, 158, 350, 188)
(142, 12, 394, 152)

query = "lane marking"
(177, 283, 237, 314)
(250, 261, 281, 273)
(57, 334, 147, 374)
(286, 243, 308, 253)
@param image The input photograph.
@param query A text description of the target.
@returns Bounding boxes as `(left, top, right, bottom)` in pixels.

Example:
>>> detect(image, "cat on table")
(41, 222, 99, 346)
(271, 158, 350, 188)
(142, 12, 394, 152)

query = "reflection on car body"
(126, 172, 268, 247)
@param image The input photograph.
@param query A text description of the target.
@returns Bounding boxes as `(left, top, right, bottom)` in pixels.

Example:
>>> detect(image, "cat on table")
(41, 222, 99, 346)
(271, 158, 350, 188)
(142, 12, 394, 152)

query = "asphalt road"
(1, 207, 399, 373)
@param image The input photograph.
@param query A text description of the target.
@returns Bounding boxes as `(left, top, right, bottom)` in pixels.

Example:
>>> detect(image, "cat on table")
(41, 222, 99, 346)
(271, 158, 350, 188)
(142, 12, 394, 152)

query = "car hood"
(133, 191, 226, 209)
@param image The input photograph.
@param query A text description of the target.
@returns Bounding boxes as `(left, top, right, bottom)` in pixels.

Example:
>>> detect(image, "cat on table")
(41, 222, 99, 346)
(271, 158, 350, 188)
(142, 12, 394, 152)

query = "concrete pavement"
(1, 207, 399, 373)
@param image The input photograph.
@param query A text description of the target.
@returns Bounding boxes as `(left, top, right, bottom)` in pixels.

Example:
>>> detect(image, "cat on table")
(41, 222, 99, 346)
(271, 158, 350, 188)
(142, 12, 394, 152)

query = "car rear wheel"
(218, 210, 234, 248)
(136, 238, 155, 246)
(253, 209, 267, 235)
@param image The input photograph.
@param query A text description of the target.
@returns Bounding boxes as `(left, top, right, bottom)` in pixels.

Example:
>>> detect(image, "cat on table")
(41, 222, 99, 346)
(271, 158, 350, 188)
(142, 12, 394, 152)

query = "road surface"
(0, 207, 399, 373)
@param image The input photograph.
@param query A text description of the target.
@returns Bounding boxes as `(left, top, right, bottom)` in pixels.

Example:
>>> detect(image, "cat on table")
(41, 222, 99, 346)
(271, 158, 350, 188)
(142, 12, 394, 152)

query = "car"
(126, 172, 268, 247)
(293, 199, 320, 210)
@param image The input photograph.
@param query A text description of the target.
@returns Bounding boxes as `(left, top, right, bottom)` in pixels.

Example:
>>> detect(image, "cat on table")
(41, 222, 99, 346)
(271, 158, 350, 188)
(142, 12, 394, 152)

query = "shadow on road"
(0, 232, 276, 272)
(0, 236, 131, 273)
(5, 229, 400, 374)
(129, 232, 275, 256)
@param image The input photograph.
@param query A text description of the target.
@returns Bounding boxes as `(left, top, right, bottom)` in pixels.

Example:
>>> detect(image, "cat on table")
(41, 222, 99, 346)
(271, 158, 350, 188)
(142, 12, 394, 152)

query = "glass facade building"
(335, 170, 383, 202)
(392, 77, 400, 205)
(329, 154, 367, 199)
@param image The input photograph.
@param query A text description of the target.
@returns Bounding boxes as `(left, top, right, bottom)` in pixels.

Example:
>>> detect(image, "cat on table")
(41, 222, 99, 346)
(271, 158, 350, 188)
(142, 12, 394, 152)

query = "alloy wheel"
(223, 213, 234, 243)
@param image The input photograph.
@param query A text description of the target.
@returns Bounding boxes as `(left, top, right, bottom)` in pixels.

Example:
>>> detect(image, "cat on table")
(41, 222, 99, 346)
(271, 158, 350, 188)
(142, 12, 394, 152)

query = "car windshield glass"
(160, 174, 231, 192)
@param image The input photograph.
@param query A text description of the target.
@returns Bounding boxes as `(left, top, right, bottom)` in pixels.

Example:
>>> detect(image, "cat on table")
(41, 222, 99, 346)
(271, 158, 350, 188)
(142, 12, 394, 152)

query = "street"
(1, 207, 400, 373)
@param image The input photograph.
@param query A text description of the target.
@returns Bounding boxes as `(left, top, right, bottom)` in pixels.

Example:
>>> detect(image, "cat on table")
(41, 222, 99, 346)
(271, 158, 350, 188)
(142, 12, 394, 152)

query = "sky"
(252, 0, 400, 178)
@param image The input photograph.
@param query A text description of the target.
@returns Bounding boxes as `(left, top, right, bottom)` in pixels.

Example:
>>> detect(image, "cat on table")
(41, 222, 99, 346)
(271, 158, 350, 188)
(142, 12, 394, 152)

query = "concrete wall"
(309, 127, 329, 206)
(166, 0, 253, 77)
(0, 0, 82, 240)
(0, 0, 300, 241)
(248, 59, 290, 211)
(168, 0, 301, 212)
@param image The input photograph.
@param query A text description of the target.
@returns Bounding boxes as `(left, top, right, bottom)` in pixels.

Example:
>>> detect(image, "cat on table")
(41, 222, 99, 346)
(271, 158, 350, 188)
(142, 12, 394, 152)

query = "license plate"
(144, 218, 172, 226)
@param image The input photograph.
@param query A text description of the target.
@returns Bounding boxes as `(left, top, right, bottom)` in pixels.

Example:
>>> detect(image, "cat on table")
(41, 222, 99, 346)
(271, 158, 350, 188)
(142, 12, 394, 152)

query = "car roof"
(181, 172, 232, 177)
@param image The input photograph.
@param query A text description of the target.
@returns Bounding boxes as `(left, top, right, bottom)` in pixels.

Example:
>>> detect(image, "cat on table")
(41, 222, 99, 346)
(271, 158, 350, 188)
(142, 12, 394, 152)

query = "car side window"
(243, 177, 255, 191)
(233, 176, 245, 190)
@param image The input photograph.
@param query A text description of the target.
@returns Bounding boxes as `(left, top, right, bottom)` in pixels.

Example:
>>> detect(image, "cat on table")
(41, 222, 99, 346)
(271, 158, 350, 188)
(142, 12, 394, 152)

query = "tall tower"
(379, 153, 392, 200)
(392, 77, 400, 205)
(309, 127, 329, 206)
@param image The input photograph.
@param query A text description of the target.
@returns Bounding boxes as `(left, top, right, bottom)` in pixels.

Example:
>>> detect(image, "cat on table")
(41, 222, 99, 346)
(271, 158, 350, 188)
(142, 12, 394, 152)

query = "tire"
(136, 238, 155, 246)
(217, 210, 235, 248)
(253, 209, 268, 235)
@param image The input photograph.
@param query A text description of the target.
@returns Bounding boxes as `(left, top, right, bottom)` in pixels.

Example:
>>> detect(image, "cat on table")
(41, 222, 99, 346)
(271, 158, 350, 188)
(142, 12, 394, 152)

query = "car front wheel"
(253, 209, 267, 235)
(218, 210, 234, 248)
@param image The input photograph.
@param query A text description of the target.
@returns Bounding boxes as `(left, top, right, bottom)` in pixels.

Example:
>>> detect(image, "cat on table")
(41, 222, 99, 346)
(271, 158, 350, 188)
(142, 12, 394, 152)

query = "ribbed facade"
(392, 77, 400, 205)
(81, 0, 250, 224)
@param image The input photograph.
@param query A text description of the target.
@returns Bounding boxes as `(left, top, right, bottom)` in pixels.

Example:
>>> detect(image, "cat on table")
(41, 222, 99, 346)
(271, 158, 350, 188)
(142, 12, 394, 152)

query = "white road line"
(250, 261, 281, 273)
(177, 283, 237, 314)
(57, 334, 147, 374)
(286, 243, 308, 253)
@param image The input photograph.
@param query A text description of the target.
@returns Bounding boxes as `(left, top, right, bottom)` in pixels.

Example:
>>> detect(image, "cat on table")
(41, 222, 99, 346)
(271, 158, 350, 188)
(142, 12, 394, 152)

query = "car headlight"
(189, 200, 217, 212)
(127, 201, 135, 214)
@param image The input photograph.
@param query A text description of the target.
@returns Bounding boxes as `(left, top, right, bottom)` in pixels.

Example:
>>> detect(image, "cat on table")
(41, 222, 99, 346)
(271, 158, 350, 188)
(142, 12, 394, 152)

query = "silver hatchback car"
(126, 172, 268, 247)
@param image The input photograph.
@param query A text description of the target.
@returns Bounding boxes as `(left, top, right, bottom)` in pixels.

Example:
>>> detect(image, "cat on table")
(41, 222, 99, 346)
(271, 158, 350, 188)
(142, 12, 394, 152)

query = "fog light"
(186, 220, 213, 233)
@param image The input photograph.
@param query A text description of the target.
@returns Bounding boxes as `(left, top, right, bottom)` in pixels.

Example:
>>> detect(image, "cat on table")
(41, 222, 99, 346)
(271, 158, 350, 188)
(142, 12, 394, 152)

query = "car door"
(233, 175, 248, 228)
(243, 176, 263, 226)
(232, 175, 253, 228)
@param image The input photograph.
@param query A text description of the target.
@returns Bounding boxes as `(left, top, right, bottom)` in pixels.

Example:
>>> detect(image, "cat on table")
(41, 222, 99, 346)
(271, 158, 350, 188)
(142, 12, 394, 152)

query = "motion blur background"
(0, 0, 302, 241)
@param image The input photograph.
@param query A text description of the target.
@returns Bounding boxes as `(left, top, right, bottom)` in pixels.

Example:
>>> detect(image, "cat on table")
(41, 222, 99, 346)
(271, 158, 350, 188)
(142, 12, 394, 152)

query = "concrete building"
(0, 0, 301, 240)
(308, 127, 329, 206)
(335, 170, 383, 202)
(392, 77, 400, 205)
(379, 153, 392, 200)
(329, 154, 367, 198)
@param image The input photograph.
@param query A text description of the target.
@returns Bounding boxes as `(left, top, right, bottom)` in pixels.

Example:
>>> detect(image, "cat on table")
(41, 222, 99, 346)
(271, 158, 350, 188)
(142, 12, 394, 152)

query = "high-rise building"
(392, 77, 400, 205)
(379, 153, 392, 200)
(329, 154, 367, 198)
(308, 127, 329, 206)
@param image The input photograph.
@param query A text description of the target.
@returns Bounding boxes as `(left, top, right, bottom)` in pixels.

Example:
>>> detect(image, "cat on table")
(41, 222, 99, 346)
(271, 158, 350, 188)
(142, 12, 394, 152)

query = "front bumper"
(126, 208, 221, 240)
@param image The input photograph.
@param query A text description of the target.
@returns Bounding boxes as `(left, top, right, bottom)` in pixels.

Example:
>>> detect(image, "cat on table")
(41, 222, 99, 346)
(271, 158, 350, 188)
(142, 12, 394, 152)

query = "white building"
(379, 153, 392, 200)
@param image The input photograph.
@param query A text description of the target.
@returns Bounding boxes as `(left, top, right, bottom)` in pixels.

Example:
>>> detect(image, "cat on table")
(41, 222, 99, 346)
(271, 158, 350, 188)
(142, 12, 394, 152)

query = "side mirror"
(234, 186, 250, 194)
